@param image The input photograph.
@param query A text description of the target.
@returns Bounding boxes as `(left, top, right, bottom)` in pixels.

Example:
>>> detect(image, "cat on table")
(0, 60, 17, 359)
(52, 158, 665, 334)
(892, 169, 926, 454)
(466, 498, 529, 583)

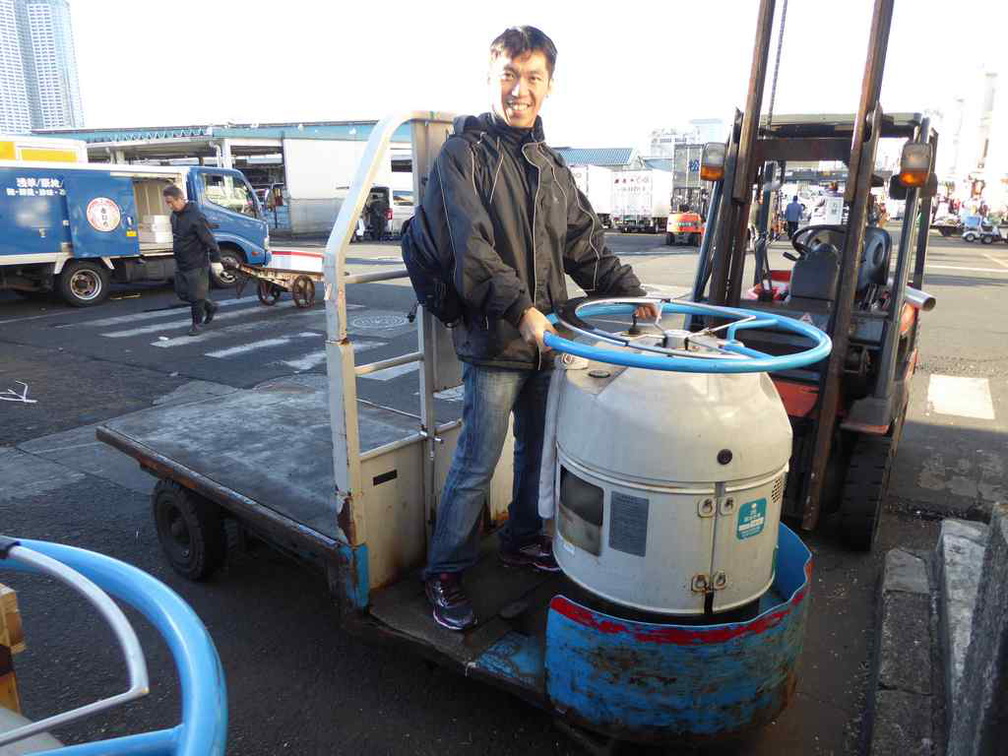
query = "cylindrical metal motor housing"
(552, 362, 792, 615)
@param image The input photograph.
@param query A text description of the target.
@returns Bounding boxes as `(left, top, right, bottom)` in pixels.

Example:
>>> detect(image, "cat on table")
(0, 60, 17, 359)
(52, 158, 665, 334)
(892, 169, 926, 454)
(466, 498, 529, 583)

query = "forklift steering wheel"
(789, 224, 846, 261)
(546, 297, 832, 373)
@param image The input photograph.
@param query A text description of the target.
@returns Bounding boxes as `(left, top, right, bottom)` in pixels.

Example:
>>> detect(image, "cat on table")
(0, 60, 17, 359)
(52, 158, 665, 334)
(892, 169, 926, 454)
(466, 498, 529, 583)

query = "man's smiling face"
(489, 50, 552, 129)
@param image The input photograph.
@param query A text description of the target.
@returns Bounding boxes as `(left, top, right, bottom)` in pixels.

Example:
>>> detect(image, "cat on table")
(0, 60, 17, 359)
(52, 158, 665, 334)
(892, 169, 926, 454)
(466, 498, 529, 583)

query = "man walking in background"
(784, 195, 804, 239)
(163, 185, 224, 336)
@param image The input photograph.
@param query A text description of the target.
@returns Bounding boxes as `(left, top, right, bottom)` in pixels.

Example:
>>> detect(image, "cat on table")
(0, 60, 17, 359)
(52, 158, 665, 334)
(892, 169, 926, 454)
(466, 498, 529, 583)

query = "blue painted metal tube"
(547, 301, 831, 373)
(4, 540, 227, 756)
(544, 524, 812, 740)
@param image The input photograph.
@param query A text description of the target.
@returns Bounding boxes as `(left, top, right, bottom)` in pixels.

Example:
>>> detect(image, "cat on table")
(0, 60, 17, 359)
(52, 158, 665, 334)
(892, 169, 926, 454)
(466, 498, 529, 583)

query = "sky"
(69, 0, 1005, 155)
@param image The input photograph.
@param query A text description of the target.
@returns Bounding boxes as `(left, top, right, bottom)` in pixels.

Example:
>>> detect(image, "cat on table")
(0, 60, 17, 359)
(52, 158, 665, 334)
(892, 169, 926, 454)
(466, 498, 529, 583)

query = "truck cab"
(0, 162, 269, 306)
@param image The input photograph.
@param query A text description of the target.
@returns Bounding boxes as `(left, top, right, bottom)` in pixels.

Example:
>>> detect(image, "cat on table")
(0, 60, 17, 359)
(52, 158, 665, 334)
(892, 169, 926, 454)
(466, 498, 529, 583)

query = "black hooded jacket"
(422, 113, 644, 369)
(171, 201, 221, 271)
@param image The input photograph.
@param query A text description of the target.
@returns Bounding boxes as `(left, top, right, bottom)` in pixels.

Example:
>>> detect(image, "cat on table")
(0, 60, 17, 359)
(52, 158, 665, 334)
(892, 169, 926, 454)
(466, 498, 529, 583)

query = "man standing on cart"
(419, 26, 658, 631)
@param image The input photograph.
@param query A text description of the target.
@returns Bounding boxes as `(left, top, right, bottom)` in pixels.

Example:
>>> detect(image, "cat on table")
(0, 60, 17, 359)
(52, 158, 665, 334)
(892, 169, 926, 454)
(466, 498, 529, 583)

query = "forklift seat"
(786, 225, 893, 305)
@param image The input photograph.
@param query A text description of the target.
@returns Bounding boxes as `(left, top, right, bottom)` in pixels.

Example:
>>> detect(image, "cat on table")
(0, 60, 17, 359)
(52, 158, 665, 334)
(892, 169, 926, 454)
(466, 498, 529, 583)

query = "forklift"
(687, 0, 938, 550)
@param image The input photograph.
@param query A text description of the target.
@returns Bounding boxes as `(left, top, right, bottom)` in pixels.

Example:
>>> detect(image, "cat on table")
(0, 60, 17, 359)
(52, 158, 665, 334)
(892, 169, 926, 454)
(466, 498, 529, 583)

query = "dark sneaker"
(500, 536, 561, 573)
(425, 573, 476, 631)
(187, 323, 201, 337)
(203, 301, 219, 324)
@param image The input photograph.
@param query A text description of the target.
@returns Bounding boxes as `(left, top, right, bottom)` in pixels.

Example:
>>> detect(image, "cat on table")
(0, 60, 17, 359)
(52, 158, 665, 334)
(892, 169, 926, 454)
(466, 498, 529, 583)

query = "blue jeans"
(424, 363, 552, 578)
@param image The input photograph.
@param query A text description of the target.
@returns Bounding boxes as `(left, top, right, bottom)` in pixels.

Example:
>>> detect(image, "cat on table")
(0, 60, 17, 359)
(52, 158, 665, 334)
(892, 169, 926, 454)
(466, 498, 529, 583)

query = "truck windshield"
(202, 173, 257, 218)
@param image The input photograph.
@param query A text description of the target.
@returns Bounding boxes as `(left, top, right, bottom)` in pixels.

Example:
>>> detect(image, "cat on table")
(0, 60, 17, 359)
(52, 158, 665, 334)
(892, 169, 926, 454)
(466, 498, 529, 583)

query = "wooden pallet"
(0, 584, 24, 713)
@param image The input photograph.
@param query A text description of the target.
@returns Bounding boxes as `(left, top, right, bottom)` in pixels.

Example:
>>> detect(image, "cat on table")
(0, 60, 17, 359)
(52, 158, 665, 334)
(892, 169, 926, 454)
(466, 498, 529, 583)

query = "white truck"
(611, 169, 674, 233)
(569, 164, 613, 227)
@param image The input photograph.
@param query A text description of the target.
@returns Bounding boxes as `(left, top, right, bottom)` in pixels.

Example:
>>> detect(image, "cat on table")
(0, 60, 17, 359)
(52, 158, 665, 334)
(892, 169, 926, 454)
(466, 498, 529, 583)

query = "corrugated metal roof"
(555, 147, 635, 167)
(33, 120, 412, 144)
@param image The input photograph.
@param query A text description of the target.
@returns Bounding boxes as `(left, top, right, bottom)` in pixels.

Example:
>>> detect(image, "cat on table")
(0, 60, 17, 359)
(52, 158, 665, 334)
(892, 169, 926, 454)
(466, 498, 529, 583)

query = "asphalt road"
(0, 229, 1004, 754)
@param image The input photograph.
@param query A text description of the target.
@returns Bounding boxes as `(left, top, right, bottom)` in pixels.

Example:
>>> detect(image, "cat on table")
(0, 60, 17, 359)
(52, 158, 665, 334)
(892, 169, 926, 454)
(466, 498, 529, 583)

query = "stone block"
(870, 689, 933, 756)
(936, 519, 989, 714)
(884, 548, 930, 594)
(948, 503, 1008, 756)
(879, 591, 932, 695)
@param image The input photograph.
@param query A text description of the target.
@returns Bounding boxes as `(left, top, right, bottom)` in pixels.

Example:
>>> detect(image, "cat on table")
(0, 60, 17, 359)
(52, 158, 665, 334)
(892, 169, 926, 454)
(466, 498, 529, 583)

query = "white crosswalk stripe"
(104, 301, 302, 338)
(206, 332, 321, 359)
(80, 297, 260, 327)
(281, 341, 386, 372)
(361, 362, 418, 381)
(150, 312, 320, 348)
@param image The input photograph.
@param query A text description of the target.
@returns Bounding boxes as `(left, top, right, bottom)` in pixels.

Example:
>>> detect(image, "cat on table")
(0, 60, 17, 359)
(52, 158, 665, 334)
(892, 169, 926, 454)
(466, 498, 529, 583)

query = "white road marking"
(281, 341, 386, 372)
(361, 362, 418, 381)
(205, 332, 320, 359)
(150, 313, 319, 348)
(81, 297, 258, 327)
(979, 252, 1008, 270)
(927, 374, 996, 420)
(104, 301, 301, 338)
(925, 264, 1008, 274)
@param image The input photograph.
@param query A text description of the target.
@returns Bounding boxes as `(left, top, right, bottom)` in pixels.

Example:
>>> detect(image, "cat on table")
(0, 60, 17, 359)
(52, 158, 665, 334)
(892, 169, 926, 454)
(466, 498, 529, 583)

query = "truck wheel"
(665, 233, 674, 246)
(838, 432, 895, 551)
(57, 260, 110, 307)
(691, 233, 701, 246)
(939, 227, 952, 237)
(212, 248, 243, 288)
(152, 479, 226, 580)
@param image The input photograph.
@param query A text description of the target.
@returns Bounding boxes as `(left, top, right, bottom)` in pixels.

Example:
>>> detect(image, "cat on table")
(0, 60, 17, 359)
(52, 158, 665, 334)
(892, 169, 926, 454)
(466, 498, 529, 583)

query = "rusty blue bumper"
(543, 523, 812, 740)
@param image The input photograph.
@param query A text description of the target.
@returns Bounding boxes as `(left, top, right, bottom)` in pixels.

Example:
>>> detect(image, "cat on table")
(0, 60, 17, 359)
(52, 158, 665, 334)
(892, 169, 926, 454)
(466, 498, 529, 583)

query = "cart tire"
(257, 280, 282, 306)
(212, 249, 243, 288)
(291, 275, 315, 308)
(152, 479, 226, 580)
(981, 235, 994, 245)
(57, 260, 110, 307)
(838, 431, 895, 552)
(963, 232, 977, 243)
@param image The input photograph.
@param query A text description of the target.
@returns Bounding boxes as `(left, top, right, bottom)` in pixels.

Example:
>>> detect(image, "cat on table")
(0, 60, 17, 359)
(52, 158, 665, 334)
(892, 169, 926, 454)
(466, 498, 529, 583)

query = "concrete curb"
(948, 504, 1008, 755)
(935, 519, 988, 720)
(868, 548, 940, 755)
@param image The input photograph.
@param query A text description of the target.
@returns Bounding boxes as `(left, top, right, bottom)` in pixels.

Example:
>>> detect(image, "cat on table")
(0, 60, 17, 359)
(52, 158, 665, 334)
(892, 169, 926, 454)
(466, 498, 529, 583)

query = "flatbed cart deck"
(97, 110, 813, 745)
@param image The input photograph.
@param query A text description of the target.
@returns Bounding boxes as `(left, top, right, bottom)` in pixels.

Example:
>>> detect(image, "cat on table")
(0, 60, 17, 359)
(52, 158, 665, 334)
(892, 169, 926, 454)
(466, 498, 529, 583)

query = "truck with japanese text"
(0, 162, 269, 306)
(611, 169, 674, 233)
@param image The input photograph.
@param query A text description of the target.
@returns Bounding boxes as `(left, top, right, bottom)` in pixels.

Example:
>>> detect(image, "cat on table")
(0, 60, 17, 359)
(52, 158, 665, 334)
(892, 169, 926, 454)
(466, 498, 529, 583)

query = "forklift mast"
(692, 0, 938, 536)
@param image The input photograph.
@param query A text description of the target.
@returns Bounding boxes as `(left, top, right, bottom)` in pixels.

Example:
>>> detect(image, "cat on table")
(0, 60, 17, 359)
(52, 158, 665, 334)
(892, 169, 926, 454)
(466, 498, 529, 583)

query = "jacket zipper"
(523, 142, 542, 371)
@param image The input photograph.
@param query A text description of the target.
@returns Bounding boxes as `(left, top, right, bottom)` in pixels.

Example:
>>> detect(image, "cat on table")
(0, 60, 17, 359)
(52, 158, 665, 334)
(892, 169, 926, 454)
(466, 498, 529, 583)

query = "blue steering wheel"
(544, 297, 832, 373)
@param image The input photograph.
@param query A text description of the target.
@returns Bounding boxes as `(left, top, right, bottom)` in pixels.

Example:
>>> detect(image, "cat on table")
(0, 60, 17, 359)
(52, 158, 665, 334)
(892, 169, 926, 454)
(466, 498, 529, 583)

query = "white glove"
(211, 261, 224, 276)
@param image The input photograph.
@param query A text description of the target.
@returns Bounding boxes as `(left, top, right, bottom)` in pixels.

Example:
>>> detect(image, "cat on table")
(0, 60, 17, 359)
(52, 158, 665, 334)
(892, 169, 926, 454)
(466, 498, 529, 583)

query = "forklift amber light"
(897, 143, 932, 187)
(700, 142, 726, 182)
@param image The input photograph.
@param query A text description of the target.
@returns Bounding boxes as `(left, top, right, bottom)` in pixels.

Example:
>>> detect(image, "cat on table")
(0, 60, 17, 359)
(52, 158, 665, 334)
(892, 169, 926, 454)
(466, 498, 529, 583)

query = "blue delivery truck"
(0, 162, 270, 306)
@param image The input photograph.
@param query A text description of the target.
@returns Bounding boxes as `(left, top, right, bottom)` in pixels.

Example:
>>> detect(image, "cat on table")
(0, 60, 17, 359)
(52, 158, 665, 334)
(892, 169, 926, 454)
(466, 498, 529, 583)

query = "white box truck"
(569, 164, 613, 227)
(611, 169, 674, 233)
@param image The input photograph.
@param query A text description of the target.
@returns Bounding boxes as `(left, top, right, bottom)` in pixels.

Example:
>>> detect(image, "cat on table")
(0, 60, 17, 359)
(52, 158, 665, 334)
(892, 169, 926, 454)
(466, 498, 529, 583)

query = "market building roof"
(555, 147, 637, 168)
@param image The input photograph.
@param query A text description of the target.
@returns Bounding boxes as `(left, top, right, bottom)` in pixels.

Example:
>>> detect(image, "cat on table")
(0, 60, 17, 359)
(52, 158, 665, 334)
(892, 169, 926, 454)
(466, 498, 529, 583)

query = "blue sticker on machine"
(737, 498, 767, 540)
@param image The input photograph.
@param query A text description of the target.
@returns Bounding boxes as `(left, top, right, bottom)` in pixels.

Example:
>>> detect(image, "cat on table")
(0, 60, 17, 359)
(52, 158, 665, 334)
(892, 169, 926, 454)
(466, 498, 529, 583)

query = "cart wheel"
(152, 479, 226, 580)
(838, 430, 895, 552)
(257, 280, 282, 306)
(981, 235, 994, 245)
(664, 232, 674, 246)
(291, 275, 316, 308)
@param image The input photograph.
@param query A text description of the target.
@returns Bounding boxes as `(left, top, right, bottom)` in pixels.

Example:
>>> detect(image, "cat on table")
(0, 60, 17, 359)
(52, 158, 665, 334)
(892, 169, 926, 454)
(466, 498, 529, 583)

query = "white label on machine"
(86, 197, 122, 232)
(609, 492, 649, 557)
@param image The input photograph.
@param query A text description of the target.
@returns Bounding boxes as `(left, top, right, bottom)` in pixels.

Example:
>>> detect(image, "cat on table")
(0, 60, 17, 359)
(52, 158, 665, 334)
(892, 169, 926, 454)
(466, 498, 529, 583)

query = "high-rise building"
(0, 0, 82, 133)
